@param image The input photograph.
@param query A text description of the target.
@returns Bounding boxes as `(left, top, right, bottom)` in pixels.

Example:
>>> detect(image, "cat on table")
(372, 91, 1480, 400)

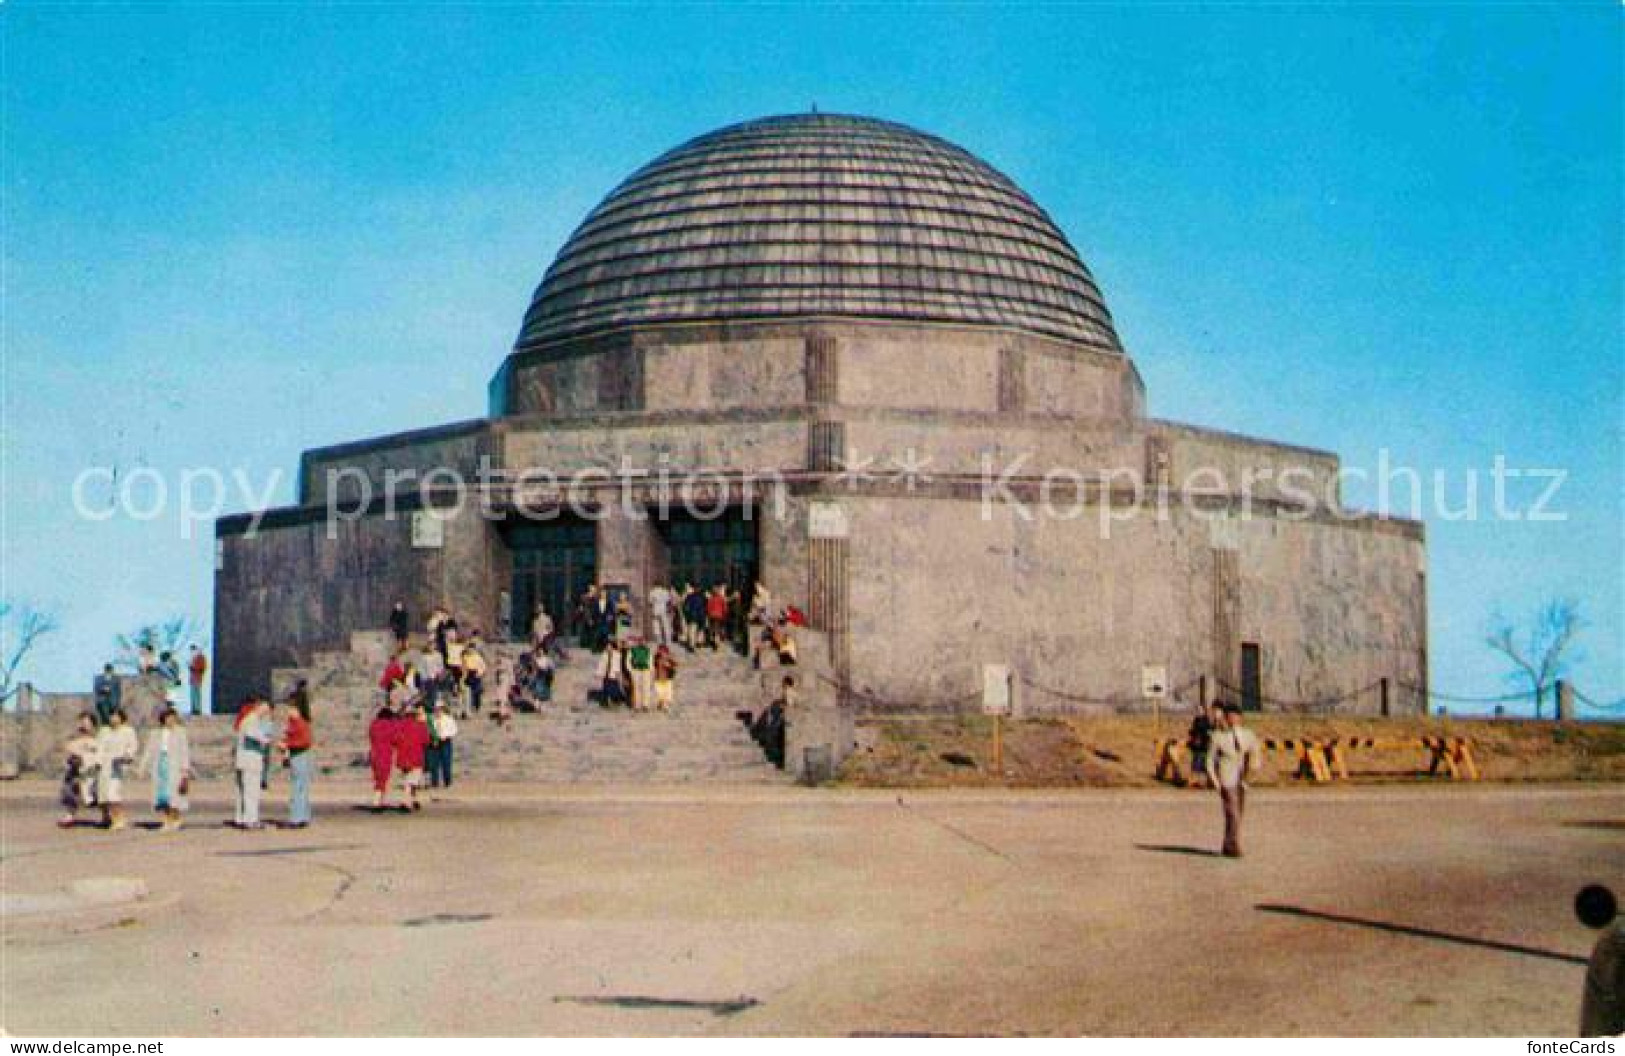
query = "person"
(462, 639, 488, 715)
(438, 611, 461, 663)
(94, 707, 139, 830)
(92, 664, 120, 726)
(681, 585, 706, 652)
(288, 678, 312, 722)
(429, 704, 458, 789)
(418, 644, 445, 709)
(648, 584, 673, 646)
(136, 643, 157, 674)
(750, 677, 794, 769)
(233, 697, 273, 829)
(138, 707, 192, 831)
(1208, 703, 1260, 857)
(186, 644, 208, 715)
(444, 630, 465, 713)
(531, 648, 555, 702)
(395, 706, 431, 811)
(653, 644, 678, 713)
(1577, 885, 1624, 1036)
(367, 705, 398, 810)
(156, 651, 184, 714)
(705, 585, 728, 650)
(379, 652, 406, 694)
(497, 589, 512, 643)
(389, 601, 410, 649)
(726, 586, 748, 653)
(1185, 702, 1215, 789)
(58, 714, 100, 827)
(627, 638, 653, 711)
(533, 604, 562, 660)
(426, 606, 448, 656)
(749, 581, 771, 626)
(280, 698, 314, 828)
(582, 585, 609, 651)
(597, 641, 628, 707)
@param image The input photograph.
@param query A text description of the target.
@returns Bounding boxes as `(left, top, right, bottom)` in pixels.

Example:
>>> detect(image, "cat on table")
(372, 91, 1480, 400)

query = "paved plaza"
(2, 781, 1619, 1036)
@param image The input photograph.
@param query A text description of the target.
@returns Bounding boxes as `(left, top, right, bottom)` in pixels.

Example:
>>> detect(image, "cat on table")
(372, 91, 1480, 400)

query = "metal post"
(1198, 675, 1208, 710)
(1380, 677, 1390, 719)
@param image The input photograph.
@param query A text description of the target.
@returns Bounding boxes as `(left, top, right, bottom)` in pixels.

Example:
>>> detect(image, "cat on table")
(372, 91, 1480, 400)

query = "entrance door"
(506, 518, 597, 642)
(659, 509, 758, 596)
(1239, 642, 1263, 712)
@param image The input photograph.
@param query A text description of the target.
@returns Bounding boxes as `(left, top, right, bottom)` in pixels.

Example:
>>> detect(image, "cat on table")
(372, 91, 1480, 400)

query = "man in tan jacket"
(1207, 703, 1259, 858)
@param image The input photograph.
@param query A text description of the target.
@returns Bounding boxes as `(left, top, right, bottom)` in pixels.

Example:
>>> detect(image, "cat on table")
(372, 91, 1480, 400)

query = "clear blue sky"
(3, 3, 1620, 711)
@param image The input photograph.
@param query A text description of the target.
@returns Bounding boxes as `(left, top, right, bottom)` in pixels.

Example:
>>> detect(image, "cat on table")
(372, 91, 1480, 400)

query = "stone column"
(595, 501, 662, 625)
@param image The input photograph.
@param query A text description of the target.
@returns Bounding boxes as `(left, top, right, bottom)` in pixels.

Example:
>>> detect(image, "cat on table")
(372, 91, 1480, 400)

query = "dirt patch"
(839, 715, 1625, 788)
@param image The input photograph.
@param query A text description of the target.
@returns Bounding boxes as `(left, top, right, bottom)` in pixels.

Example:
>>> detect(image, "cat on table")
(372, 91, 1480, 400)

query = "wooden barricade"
(1322, 735, 1479, 781)
(1155, 734, 1479, 785)
(1153, 737, 1332, 785)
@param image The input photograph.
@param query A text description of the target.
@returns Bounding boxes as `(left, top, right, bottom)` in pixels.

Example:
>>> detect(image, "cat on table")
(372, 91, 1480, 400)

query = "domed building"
(215, 114, 1427, 721)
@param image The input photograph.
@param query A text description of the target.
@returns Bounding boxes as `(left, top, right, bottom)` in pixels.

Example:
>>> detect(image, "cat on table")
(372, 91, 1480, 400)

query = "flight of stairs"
(247, 630, 792, 784)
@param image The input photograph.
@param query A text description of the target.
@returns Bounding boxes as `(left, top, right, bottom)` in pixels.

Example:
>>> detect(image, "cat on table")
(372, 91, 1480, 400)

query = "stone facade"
(216, 316, 1426, 719)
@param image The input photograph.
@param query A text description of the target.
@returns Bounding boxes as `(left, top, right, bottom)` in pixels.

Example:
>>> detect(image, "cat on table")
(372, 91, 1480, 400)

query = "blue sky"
(3, 3, 1620, 711)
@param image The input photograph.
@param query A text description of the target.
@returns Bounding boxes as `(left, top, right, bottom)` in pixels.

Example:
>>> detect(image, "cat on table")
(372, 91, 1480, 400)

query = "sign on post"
(982, 664, 1014, 717)
(1141, 665, 1169, 701)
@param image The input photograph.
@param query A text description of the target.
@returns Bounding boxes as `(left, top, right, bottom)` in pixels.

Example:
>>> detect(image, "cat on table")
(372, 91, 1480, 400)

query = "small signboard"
(808, 501, 850, 540)
(411, 510, 446, 549)
(982, 664, 1014, 716)
(1141, 664, 1169, 700)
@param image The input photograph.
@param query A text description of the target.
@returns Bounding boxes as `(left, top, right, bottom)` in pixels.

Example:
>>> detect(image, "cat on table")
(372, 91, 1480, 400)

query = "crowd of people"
(55, 583, 810, 831)
(57, 692, 313, 833)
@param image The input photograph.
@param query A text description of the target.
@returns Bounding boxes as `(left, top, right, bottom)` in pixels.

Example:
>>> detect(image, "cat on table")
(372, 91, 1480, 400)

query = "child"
(58, 714, 100, 828)
(653, 645, 678, 714)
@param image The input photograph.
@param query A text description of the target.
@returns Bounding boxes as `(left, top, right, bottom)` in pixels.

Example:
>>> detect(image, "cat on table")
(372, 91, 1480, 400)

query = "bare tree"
(1486, 599, 1584, 719)
(116, 616, 204, 669)
(0, 602, 60, 706)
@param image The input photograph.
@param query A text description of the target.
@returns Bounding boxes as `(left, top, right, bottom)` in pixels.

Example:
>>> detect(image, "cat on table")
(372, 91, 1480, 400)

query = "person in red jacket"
(367, 705, 397, 810)
(705, 585, 728, 651)
(379, 655, 406, 694)
(394, 705, 431, 812)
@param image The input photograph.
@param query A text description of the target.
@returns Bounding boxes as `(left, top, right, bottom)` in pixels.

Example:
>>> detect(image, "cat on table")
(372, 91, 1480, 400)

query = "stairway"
(255, 630, 791, 784)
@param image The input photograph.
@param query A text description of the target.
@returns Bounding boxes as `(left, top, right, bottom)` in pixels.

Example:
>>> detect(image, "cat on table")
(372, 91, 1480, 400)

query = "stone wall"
(1147, 419, 1341, 508)
(827, 491, 1423, 716)
(213, 506, 494, 708)
(299, 420, 494, 505)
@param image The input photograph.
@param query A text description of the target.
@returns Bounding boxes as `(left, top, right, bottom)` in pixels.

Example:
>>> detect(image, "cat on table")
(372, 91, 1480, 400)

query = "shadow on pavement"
(1256, 903, 1588, 965)
(1134, 843, 1222, 858)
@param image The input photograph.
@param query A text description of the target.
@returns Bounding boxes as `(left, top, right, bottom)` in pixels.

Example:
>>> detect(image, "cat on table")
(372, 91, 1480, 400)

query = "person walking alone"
(1208, 703, 1259, 857)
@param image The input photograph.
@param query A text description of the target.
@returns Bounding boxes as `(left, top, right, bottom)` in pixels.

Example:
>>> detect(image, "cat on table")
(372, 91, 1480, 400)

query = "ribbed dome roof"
(516, 114, 1122, 353)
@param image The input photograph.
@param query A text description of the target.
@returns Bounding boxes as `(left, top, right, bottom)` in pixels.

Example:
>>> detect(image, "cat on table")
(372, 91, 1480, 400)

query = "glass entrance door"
(660, 509, 758, 595)
(506, 518, 597, 642)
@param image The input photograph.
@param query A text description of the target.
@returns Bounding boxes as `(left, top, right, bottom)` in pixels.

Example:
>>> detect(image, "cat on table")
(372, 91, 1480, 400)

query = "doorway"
(505, 516, 597, 642)
(658, 508, 758, 596)
(1239, 642, 1263, 712)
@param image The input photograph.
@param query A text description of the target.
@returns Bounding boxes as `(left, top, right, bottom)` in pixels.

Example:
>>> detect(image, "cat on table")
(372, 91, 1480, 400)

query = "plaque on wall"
(411, 510, 446, 549)
(808, 501, 850, 540)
